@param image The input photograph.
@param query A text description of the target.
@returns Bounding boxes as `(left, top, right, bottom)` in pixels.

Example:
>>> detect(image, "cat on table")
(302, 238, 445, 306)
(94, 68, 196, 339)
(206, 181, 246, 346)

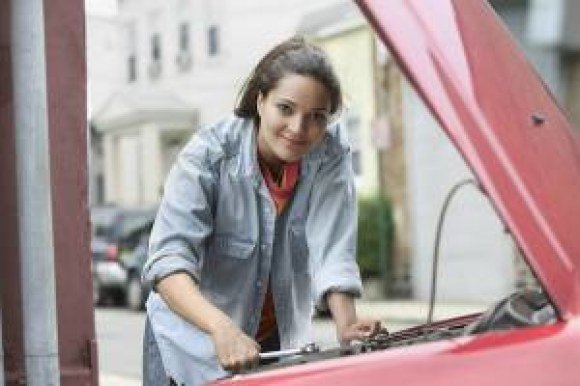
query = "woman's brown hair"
(234, 36, 342, 127)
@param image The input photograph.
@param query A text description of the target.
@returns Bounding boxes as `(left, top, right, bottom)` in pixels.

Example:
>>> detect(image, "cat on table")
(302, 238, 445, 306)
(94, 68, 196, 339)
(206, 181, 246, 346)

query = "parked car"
(124, 232, 152, 311)
(213, 1, 580, 385)
(91, 206, 155, 306)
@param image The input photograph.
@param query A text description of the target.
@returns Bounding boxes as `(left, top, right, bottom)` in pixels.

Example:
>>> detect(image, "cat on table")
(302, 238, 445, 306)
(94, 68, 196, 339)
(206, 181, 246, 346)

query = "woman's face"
(256, 73, 331, 169)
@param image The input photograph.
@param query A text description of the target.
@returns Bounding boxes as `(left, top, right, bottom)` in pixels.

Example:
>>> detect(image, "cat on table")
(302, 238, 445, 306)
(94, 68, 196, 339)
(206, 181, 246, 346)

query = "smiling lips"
(280, 135, 307, 148)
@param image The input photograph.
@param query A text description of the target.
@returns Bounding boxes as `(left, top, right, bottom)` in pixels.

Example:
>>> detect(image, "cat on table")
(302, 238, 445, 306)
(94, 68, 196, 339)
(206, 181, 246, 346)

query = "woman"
(142, 36, 381, 385)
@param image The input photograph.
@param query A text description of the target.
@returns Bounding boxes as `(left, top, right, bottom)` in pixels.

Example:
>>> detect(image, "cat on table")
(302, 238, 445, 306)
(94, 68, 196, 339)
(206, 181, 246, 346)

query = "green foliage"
(357, 195, 395, 279)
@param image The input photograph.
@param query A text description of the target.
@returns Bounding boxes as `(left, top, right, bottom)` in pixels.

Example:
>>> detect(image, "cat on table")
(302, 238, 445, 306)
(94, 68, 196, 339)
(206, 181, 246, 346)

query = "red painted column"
(43, 0, 99, 384)
(1, 0, 98, 384)
(0, 2, 27, 384)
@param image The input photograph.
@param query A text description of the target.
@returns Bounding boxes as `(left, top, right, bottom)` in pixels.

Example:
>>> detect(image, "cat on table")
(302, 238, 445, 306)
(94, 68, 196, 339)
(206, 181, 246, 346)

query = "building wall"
(564, 53, 580, 129)
(102, 124, 165, 208)
(406, 1, 567, 302)
(404, 83, 516, 302)
(316, 26, 379, 196)
(118, 133, 142, 205)
(89, 0, 348, 208)
(114, 0, 342, 126)
(141, 125, 163, 204)
(86, 16, 131, 116)
(86, 11, 133, 206)
(378, 59, 412, 296)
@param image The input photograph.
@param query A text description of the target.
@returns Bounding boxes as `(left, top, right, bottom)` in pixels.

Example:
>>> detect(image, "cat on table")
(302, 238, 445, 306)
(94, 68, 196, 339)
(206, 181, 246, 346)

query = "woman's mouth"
(280, 135, 307, 148)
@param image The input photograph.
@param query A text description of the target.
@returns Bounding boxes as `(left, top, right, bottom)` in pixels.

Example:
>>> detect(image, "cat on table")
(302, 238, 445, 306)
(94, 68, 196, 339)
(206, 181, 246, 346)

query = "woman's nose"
(288, 116, 307, 134)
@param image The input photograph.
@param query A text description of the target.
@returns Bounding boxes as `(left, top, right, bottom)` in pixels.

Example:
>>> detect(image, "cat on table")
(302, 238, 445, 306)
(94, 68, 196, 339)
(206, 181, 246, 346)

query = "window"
(149, 34, 162, 78)
(151, 33, 161, 61)
(207, 25, 219, 56)
(177, 23, 192, 71)
(127, 55, 136, 82)
(179, 22, 190, 52)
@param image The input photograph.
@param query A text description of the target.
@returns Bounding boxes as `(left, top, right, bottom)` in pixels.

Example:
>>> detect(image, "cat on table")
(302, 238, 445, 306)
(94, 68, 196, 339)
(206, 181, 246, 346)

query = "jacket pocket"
(202, 236, 256, 303)
(211, 235, 255, 259)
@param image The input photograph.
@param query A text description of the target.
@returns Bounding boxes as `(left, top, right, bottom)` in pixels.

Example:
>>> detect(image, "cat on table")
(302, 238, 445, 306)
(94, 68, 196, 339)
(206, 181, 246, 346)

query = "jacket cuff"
(141, 254, 200, 291)
(314, 280, 363, 312)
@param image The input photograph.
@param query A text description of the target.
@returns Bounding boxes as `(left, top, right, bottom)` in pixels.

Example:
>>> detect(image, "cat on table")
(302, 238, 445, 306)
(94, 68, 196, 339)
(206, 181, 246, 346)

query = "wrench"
(259, 342, 320, 360)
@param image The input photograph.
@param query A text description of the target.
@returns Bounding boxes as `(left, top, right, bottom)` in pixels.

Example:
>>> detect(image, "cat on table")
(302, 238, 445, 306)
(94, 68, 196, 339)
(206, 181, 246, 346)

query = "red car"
(214, 1, 580, 384)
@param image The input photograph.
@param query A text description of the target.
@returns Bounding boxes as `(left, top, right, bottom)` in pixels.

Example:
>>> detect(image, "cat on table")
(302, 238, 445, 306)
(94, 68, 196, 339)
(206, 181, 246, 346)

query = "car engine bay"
(248, 289, 557, 373)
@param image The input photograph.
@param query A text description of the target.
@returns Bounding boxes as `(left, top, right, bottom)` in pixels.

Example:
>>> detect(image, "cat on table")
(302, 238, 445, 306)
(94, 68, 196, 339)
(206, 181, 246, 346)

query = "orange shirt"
(255, 160, 300, 343)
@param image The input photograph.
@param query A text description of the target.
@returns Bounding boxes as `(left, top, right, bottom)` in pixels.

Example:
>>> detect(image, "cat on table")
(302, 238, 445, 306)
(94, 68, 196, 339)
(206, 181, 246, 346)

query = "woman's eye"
(313, 112, 328, 125)
(277, 104, 293, 115)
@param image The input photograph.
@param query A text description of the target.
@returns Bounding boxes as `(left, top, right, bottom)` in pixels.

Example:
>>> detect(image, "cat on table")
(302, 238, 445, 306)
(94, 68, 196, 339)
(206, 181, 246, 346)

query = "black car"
(124, 231, 152, 310)
(91, 206, 155, 307)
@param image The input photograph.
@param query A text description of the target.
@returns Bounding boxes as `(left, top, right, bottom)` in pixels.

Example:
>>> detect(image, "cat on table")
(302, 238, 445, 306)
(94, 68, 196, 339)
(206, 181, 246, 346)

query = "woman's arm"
(327, 291, 381, 345)
(145, 128, 260, 372)
(157, 272, 260, 372)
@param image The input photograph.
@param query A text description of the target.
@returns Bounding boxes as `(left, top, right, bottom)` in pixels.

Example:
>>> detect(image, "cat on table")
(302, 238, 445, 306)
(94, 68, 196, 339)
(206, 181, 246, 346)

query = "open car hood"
(355, 0, 580, 317)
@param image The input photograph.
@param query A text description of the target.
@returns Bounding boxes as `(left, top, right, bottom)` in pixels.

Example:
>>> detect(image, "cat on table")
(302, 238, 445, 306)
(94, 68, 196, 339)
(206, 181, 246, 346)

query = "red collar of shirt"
(258, 159, 300, 214)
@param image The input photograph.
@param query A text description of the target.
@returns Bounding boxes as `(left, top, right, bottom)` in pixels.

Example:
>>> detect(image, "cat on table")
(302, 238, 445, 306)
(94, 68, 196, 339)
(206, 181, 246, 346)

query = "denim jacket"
(142, 115, 362, 385)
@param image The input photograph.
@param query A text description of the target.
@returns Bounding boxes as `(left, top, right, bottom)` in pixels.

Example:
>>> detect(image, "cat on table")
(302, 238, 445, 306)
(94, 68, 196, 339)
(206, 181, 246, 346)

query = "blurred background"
(84, 0, 580, 383)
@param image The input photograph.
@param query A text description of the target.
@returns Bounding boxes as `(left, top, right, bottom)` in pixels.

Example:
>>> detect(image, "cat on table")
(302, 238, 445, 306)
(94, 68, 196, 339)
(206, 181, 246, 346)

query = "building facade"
(87, 0, 346, 208)
(298, 3, 381, 197)
(86, 0, 580, 301)
(298, 2, 412, 297)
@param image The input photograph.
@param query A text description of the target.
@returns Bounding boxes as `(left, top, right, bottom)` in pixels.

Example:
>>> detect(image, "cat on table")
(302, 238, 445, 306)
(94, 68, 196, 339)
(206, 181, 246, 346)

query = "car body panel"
(215, 320, 580, 385)
(94, 261, 128, 286)
(355, 0, 580, 317)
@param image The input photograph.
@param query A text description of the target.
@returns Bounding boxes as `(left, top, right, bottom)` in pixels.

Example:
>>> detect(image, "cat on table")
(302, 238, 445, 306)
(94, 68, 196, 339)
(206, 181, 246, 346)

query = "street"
(95, 307, 144, 384)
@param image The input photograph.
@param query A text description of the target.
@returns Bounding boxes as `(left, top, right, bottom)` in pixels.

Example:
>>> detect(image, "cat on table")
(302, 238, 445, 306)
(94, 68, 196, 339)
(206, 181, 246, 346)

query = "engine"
(248, 289, 556, 373)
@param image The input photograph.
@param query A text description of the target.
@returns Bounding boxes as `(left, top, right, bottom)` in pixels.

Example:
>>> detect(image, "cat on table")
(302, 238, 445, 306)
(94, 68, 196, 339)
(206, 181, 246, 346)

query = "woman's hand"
(210, 320, 260, 373)
(326, 291, 385, 345)
(337, 318, 382, 345)
(156, 273, 260, 372)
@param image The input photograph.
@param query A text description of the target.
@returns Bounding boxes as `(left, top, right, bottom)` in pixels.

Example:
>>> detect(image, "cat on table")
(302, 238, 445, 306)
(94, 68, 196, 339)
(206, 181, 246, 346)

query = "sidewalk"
(100, 373, 141, 386)
(354, 299, 487, 326)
